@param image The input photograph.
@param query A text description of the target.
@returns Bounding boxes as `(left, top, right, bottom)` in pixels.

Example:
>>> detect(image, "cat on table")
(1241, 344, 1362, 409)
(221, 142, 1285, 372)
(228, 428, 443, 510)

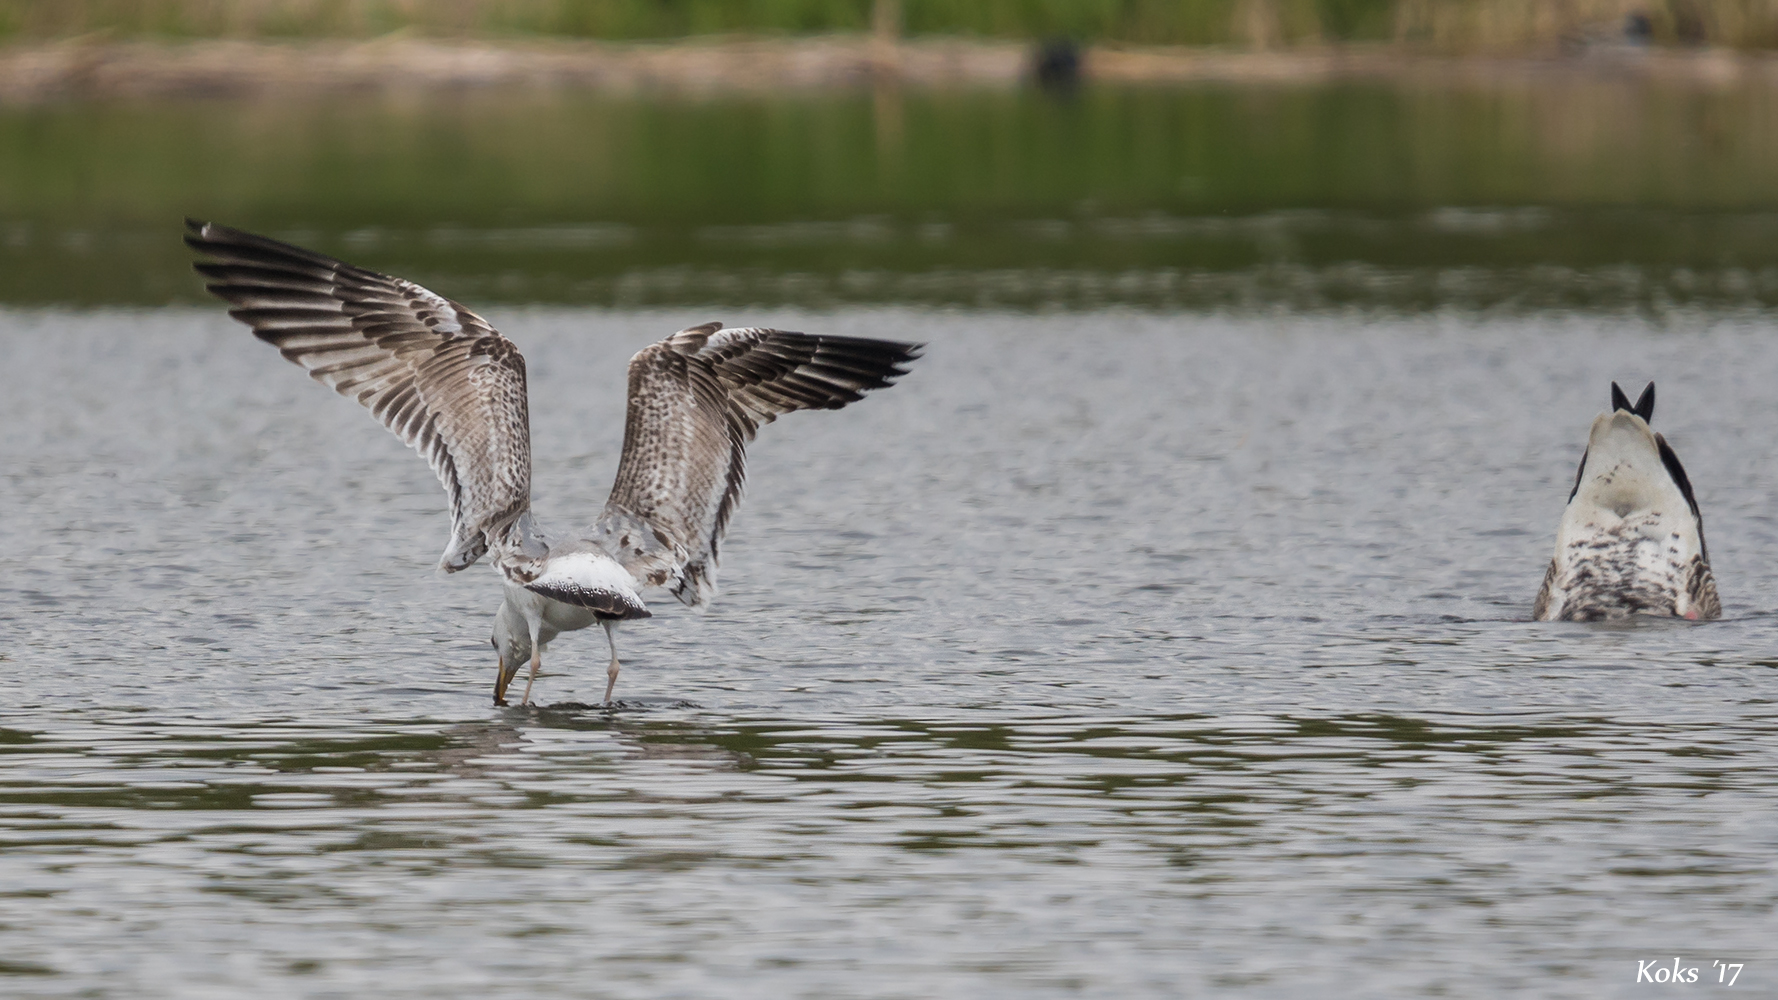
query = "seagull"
(1533, 381, 1720, 621)
(185, 220, 921, 705)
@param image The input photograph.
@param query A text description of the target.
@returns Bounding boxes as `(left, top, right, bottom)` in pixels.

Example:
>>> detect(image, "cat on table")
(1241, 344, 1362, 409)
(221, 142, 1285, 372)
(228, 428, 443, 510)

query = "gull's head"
(491, 610, 530, 670)
(490, 604, 532, 705)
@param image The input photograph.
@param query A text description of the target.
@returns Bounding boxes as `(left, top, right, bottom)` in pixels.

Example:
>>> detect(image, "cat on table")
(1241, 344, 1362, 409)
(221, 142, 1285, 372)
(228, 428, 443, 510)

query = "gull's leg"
(602, 621, 621, 706)
(519, 610, 545, 707)
(520, 644, 542, 707)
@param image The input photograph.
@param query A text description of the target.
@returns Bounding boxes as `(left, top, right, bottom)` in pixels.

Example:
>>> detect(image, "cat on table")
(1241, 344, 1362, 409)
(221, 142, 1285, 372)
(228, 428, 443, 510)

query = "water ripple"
(1, 309, 1776, 997)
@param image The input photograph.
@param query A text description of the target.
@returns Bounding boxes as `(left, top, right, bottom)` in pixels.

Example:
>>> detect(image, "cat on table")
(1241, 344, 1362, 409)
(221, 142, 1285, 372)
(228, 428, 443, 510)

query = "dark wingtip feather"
(182, 218, 212, 257)
(1566, 446, 1589, 503)
(1634, 381, 1656, 422)
(821, 335, 923, 381)
(1610, 381, 1631, 414)
(1656, 431, 1707, 562)
(184, 219, 360, 277)
(884, 341, 923, 373)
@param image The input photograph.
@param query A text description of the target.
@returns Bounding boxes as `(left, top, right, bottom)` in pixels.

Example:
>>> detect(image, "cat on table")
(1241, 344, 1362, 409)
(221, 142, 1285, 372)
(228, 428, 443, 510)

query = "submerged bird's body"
(186, 220, 919, 704)
(1534, 381, 1720, 622)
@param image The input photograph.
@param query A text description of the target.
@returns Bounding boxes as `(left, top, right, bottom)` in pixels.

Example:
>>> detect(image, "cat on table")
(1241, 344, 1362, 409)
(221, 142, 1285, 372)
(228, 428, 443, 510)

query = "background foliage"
(4, 0, 1776, 49)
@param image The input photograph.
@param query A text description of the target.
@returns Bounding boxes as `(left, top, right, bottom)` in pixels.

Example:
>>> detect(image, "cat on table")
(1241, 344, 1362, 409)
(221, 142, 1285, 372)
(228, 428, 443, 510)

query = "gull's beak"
(493, 657, 512, 706)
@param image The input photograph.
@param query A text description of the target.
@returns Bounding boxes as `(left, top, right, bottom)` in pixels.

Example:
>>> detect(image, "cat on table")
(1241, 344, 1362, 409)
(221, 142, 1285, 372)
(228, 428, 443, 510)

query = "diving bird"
(185, 220, 921, 705)
(1533, 381, 1719, 621)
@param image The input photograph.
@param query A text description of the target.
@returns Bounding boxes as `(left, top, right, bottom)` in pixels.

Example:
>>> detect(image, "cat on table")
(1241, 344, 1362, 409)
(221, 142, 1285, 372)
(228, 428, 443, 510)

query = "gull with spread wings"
(186, 220, 920, 706)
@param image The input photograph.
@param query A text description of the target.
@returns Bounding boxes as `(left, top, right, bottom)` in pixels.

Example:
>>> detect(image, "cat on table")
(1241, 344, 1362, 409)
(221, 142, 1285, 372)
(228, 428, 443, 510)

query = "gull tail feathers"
(524, 550, 651, 620)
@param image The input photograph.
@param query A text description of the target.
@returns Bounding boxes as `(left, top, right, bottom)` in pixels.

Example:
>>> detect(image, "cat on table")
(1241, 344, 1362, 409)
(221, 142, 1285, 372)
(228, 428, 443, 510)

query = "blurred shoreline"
(4, 35, 1778, 104)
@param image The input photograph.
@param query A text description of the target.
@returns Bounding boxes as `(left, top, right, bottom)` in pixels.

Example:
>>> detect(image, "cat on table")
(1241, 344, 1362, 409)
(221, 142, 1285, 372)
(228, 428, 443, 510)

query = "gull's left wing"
(591, 323, 921, 608)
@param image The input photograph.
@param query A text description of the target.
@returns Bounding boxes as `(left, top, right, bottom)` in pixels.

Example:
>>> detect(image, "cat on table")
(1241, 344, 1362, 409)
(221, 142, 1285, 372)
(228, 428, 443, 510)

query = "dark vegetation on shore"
(4, 0, 1778, 51)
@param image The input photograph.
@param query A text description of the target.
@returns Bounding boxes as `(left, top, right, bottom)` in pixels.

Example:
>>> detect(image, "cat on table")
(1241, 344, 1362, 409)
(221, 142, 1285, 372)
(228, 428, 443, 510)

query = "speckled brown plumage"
(595, 322, 920, 608)
(1534, 381, 1720, 622)
(189, 222, 921, 705)
(185, 219, 533, 576)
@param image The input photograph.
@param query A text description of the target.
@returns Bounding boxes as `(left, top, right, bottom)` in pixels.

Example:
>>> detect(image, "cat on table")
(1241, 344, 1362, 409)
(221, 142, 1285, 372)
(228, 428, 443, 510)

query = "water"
(2, 306, 1775, 997)
(11, 80, 1778, 310)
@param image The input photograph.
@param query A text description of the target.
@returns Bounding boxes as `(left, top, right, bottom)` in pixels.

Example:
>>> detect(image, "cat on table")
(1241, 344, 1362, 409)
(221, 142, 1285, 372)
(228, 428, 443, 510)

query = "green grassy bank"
(5, 0, 1778, 50)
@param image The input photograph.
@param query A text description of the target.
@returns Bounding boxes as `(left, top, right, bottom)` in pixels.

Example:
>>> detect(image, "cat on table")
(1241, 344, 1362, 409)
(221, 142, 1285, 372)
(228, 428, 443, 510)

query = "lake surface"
(1, 306, 1774, 997)
(10, 79, 1778, 310)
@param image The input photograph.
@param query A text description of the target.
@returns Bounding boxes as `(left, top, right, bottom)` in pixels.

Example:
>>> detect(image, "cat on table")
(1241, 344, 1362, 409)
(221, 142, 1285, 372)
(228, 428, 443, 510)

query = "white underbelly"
(540, 598, 602, 635)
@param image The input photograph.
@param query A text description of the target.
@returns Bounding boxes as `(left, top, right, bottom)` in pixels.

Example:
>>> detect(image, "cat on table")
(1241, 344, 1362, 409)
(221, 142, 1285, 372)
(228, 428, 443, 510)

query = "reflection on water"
(1, 308, 1775, 997)
(8, 80, 1778, 309)
(0, 702, 1772, 997)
